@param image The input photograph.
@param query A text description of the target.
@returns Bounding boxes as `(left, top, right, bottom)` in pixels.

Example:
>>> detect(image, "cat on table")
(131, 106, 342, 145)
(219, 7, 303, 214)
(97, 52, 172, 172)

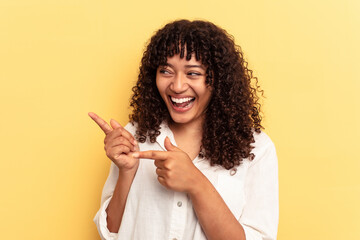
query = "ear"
(110, 119, 122, 130)
(164, 136, 178, 151)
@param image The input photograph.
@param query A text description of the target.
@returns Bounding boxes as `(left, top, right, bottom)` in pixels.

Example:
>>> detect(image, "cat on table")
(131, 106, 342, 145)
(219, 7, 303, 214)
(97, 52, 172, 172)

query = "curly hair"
(129, 19, 263, 170)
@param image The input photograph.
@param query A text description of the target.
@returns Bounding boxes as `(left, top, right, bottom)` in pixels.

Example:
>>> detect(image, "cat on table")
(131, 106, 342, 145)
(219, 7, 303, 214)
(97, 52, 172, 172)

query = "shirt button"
(230, 168, 237, 176)
(177, 201, 182, 207)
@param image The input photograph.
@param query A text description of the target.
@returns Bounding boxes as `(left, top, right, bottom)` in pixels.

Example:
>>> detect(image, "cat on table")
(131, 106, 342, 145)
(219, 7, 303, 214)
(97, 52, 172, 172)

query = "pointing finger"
(88, 112, 112, 135)
(132, 151, 167, 160)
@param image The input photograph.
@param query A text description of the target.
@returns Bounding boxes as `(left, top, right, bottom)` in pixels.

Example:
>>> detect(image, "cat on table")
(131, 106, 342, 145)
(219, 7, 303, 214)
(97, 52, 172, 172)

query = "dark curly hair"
(130, 19, 263, 170)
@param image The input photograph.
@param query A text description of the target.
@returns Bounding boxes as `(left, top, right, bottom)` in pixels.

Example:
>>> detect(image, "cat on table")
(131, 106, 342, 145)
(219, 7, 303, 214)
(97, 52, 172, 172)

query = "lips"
(168, 96, 195, 112)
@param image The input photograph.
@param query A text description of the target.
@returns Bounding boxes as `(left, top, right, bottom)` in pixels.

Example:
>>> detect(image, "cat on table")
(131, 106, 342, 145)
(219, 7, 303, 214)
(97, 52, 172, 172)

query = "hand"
(88, 112, 139, 172)
(133, 137, 203, 193)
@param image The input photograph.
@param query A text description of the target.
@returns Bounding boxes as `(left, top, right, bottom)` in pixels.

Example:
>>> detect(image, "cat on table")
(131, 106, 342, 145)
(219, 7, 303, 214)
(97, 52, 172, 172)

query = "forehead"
(161, 56, 206, 72)
(166, 53, 203, 65)
(160, 46, 206, 70)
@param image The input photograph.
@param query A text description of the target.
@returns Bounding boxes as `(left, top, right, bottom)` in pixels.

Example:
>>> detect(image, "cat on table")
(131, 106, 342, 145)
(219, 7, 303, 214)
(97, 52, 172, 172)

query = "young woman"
(90, 19, 278, 240)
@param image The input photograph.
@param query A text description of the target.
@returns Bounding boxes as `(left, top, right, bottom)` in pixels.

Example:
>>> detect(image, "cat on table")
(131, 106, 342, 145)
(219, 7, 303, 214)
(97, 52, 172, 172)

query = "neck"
(168, 117, 205, 161)
(169, 117, 204, 140)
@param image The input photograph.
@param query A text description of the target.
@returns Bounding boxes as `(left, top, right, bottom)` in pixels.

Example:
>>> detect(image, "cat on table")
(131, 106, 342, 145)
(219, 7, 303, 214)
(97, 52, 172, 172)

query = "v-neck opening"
(156, 122, 202, 163)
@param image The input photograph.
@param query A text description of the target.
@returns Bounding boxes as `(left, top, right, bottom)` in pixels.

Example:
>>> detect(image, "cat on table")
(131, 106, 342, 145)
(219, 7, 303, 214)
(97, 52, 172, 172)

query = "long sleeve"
(239, 133, 279, 240)
(93, 162, 120, 240)
(93, 122, 138, 239)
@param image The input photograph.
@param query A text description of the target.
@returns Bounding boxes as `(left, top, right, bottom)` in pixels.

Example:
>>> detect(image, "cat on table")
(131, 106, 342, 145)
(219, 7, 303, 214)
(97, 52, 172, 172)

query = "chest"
(134, 136, 250, 220)
(133, 148, 249, 221)
(174, 136, 202, 161)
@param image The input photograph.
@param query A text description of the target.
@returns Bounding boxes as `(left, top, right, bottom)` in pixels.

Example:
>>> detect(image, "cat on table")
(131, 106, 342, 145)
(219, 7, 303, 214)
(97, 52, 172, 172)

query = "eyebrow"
(165, 63, 206, 70)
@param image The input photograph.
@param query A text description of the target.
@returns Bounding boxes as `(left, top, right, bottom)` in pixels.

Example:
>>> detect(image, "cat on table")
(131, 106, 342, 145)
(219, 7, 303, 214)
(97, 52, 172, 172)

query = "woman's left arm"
(133, 136, 278, 240)
(190, 135, 279, 240)
(192, 135, 279, 240)
(188, 172, 246, 240)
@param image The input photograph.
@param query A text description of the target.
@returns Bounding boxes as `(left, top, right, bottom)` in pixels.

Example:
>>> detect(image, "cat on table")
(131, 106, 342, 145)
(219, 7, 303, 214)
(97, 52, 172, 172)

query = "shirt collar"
(156, 122, 178, 151)
(155, 122, 202, 164)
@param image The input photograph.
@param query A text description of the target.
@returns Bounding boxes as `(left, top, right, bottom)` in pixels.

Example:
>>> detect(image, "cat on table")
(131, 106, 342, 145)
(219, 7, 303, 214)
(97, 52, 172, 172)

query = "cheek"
(155, 78, 163, 94)
(203, 92, 212, 106)
(196, 86, 212, 102)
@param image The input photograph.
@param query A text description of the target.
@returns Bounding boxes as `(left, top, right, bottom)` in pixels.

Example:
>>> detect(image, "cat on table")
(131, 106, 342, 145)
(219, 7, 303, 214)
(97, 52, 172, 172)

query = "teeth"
(171, 97, 194, 103)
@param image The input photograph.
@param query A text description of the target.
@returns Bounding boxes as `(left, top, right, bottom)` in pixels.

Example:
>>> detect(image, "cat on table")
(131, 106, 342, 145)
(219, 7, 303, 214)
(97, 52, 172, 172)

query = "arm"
(105, 167, 137, 232)
(191, 135, 279, 240)
(94, 162, 136, 239)
(189, 173, 246, 240)
(240, 136, 279, 240)
(89, 113, 139, 238)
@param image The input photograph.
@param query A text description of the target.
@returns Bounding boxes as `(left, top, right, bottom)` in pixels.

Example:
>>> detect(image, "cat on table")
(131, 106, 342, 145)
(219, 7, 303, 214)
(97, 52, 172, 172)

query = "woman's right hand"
(88, 112, 139, 172)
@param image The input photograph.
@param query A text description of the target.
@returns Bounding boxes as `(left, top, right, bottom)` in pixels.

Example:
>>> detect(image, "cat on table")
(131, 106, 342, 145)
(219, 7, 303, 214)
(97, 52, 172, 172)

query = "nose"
(170, 73, 188, 93)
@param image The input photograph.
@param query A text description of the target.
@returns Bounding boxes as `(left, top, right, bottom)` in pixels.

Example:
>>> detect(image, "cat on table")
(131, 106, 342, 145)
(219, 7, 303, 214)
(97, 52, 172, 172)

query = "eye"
(159, 69, 172, 75)
(187, 72, 202, 77)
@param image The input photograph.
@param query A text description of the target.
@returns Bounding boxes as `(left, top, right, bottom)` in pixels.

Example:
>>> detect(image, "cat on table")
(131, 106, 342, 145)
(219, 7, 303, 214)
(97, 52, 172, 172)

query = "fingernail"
(133, 140, 138, 145)
(132, 153, 139, 158)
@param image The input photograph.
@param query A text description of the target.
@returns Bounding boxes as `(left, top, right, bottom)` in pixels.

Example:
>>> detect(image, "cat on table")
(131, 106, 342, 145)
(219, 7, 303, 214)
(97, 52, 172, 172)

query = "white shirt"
(94, 122, 279, 240)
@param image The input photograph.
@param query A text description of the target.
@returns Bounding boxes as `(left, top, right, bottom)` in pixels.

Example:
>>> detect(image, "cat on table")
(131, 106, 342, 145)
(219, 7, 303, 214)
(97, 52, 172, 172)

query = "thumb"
(164, 136, 177, 151)
(110, 119, 122, 130)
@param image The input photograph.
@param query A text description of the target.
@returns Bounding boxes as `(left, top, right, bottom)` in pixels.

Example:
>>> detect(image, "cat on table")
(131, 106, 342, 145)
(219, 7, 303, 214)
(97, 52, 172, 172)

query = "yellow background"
(1, 0, 359, 239)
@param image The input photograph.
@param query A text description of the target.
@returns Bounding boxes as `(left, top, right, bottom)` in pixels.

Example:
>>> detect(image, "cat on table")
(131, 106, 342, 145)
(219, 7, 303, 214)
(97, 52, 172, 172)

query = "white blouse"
(94, 122, 279, 240)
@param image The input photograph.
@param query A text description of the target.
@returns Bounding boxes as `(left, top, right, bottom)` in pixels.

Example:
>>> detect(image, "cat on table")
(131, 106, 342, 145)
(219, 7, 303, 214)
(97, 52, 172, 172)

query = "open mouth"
(169, 96, 195, 109)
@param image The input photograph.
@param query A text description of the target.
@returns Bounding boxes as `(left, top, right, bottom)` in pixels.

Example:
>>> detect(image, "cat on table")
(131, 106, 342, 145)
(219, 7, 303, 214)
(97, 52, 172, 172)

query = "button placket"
(169, 192, 187, 240)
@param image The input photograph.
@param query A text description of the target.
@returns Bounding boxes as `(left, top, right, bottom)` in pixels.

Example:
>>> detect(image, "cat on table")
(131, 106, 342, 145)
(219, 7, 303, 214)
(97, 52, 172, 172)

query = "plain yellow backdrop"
(1, 0, 359, 239)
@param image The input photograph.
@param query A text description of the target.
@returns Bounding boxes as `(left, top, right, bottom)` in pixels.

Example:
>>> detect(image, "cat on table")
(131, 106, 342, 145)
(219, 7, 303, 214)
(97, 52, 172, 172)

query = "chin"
(169, 115, 190, 124)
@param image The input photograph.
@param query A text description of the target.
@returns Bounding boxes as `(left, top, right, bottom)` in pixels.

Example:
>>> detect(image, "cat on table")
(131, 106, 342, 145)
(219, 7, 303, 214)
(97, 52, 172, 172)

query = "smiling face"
(156, 54, 212, 127)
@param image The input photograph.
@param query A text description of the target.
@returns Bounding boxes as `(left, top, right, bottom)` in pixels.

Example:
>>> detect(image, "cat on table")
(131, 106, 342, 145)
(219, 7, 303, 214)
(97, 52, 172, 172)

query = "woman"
(90, 19, 278, 240)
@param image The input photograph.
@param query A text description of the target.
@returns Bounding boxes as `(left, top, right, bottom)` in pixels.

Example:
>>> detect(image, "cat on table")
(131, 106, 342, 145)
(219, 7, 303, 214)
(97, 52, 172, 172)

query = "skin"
(88, 112, 139, 232)
(133, 138, 246, 240)
(156, 54, 212, 130)
(89, 54, 246, 239)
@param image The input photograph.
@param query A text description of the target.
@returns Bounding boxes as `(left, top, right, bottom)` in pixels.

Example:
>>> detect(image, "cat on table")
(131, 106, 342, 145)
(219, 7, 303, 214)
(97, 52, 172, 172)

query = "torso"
(99, 122, 278, 240)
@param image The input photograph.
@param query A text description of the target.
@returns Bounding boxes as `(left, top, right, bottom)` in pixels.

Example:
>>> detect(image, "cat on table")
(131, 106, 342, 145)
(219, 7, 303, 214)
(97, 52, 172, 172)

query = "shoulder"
(124, 121, 138, 135)
(252, 131, 275, 150)
(248, 131, 277, 167)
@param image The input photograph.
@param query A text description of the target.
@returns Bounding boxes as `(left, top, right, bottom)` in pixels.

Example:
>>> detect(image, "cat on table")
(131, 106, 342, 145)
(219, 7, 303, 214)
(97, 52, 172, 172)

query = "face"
(156, 54, 212, 127)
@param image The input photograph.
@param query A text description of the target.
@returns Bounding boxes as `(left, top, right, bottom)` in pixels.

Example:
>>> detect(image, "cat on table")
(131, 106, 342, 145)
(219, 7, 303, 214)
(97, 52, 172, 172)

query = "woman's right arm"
(105, 166, 138, 232)
(93, 162, 137, 239)
(89, 112, 139, 237)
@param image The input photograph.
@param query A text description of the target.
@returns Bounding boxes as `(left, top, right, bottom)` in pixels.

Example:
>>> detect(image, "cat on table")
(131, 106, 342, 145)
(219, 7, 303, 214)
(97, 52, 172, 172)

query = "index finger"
(132, 151, 167, 160)
(88, 112, 112, 135)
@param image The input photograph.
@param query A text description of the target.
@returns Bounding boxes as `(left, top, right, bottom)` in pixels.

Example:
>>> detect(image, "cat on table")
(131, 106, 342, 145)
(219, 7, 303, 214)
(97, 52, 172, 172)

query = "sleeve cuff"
(94, 197, 119, 240)
(241, 222, 275, 240)
(241, 223, 263, 240)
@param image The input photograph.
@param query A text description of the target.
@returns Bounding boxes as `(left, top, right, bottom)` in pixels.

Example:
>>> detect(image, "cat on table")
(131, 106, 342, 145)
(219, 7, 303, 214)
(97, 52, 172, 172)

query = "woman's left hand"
(132, 137, 203, 193)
